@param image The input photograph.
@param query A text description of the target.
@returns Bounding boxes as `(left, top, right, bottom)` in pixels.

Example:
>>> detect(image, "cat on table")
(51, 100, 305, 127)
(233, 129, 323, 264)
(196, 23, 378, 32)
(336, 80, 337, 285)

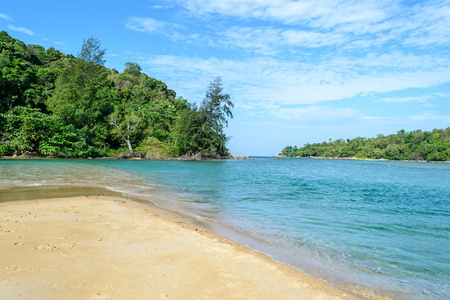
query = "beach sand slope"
(0, 196, 359, 299)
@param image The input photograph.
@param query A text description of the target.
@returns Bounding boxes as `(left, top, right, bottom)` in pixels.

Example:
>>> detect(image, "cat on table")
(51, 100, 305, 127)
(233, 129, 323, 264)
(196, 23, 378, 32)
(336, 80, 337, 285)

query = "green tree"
(171, 104, 203, 156)
(280, 146, 293, 156)
(0, 31, 67, 113)
(109, 108, 141, 156)
(1, 33, 240, 159)
(279, 128, 450, 161)
(107, 63, 182, 156)
(46, 37, 113, 150)
(170, 78, 234, 158)
(0, 106, 90, 156)
(78, 37, 105, 65)
(198, 77, 234, 157)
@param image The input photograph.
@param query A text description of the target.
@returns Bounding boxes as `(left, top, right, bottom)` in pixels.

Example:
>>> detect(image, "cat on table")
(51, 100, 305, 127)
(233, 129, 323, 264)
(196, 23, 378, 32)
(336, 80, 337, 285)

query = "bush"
(0, 106, 91, 157)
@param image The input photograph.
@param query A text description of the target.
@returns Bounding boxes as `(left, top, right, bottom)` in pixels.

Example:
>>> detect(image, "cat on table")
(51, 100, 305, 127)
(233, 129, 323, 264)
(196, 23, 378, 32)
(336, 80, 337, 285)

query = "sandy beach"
(0, 194, 366, 300)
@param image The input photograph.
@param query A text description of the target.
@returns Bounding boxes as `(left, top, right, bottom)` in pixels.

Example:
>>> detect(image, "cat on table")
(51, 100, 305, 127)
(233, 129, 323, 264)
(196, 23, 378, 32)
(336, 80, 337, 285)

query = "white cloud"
(6, 25, 33, 35)
(127, 0, 450, 154)
(177, 0, 391, 28)
(281, 29, 347, 47)
(0, 13, 12, 21)
(306, 1, 388, 29)
(127, 1, 450, 56)
(220, 26, 350, 53)
(408, 112, 450, 123)
(126, 0, 450, 128)
(139, 51, 450, 108)
(271, 105, 359, 120)
(220, 26, 281, 55)
(369, 1, 450, 48)
(150, 5, 172, 9)
(375, 96, 433, 103)
(125, 17, 174, 33)
(178, 0, 274, 17)
(125, 17, 188, 42)
(175, 0, 450, 50)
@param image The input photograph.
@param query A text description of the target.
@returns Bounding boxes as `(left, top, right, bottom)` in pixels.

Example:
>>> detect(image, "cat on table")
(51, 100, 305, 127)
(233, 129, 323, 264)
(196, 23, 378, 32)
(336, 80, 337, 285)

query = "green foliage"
(46, 37, 114, 148)
(0, 106, 91, 157)
(78, 37, 105, 65)
(0, 33, 233, 159)
(170, 78, 234, 158)
(198, 77, 234, 158)
(171, 104, 205, 156)
(0, 31, 67, 113)
(135, 136, 175, 158)
(280, 128, 450, 162)
(108, 63, 185, 155)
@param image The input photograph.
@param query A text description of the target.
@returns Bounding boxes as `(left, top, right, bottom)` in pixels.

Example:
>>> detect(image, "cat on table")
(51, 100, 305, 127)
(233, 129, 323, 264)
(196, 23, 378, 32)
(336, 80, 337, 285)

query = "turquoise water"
(0, 158, 449, 299)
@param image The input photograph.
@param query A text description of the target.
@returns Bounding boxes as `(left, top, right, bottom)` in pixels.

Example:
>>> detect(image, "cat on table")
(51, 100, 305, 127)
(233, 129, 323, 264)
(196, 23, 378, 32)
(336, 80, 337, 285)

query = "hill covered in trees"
(280, 129, 450, 161)
(0, 32, 233, 159)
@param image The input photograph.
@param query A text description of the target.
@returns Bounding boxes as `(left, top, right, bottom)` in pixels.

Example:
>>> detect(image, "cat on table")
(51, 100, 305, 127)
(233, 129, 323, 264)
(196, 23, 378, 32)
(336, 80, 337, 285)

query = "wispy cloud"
(139, 51, 450, 107)
(408, 111, 450, 123)
(175, 0, 450, 49)
(220, 26, 282, 55)
(0, 13, 12, 21)
(270, 105, 359, 120)
(125, 17, 178, 33)
(220, 26, 348, 54)
(126, 0, 450, 133)
(149, 5, 171, 9)
(6, 25, 33, 35)
(375, 96, 433, 103)
(130, 1, 450, 53)
(176, 0, 390, 27)
(395, 1, 450, 47)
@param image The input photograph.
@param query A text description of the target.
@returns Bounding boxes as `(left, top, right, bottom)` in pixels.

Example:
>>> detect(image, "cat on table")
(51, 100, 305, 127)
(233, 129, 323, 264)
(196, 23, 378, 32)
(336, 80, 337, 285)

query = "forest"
(0, 32, 234, 159)
(280, 128, 450, 161)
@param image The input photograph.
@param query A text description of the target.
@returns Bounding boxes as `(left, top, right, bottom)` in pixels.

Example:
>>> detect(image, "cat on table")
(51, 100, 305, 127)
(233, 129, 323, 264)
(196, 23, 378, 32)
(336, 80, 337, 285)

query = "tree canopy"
(171, 77, 234, 158)
(280, 128, 450, 161)
(0, 32, 233, 159)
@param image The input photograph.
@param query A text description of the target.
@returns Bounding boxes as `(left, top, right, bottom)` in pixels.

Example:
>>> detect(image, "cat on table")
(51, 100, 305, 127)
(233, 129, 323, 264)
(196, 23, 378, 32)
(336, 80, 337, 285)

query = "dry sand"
(0, 196, 363, 299)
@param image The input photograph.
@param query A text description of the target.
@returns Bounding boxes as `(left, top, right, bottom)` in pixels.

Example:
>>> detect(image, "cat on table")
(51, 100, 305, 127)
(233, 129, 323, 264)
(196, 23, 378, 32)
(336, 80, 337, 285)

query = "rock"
(21, 151, 39, 158)
(231, 155, 250, 160)
(118, 152, 130, 159)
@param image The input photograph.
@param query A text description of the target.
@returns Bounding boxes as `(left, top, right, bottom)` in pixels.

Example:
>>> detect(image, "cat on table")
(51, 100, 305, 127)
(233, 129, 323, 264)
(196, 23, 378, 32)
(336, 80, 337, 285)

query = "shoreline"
(273, 155, 450, 163)
(0, 186, 380, 299)
(0, 154, 233, 161)
(4, 154, 449, 164)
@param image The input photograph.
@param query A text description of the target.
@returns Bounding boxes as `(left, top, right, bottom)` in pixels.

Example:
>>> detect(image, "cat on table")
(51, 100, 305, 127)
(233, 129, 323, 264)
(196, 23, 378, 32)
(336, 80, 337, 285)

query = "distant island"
(279, 128, 450, 162)
(0, 32, 233, 159)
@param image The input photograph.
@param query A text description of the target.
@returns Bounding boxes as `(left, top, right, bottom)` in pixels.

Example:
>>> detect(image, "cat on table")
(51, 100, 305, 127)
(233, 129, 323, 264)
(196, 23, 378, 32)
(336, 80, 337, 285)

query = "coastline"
(0, 187, 371, 299)
(273, 155, 450, 163)
(0, 153, 235, 161)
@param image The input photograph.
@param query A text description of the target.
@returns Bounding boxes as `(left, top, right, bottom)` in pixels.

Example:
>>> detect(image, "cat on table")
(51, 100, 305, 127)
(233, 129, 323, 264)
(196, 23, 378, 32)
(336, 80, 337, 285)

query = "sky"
(1, 0, 450, 156)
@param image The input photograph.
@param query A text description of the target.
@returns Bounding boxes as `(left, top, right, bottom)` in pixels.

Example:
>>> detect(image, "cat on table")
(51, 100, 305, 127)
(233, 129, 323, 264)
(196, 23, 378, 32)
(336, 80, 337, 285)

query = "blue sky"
(1, 0, 450, 156)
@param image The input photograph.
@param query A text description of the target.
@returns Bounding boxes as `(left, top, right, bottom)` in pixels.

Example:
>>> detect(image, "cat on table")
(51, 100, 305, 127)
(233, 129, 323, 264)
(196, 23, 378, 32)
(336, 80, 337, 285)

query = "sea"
(0, 157, 449, 299)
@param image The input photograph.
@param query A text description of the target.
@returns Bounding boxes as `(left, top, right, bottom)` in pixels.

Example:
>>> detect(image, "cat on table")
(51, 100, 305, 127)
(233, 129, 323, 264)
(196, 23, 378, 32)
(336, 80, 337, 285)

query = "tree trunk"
(126, 124, 133, 156)
(126, 138, 133, 156)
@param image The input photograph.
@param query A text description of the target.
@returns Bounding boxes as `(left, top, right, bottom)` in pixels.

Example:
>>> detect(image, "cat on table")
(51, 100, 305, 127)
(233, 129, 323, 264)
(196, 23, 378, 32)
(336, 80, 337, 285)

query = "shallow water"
(0, 158, 449, 299)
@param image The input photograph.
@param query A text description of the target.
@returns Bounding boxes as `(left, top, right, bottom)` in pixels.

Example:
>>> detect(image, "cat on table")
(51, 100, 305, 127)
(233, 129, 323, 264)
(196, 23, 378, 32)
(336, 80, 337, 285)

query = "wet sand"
(0, 193, 366, 299)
